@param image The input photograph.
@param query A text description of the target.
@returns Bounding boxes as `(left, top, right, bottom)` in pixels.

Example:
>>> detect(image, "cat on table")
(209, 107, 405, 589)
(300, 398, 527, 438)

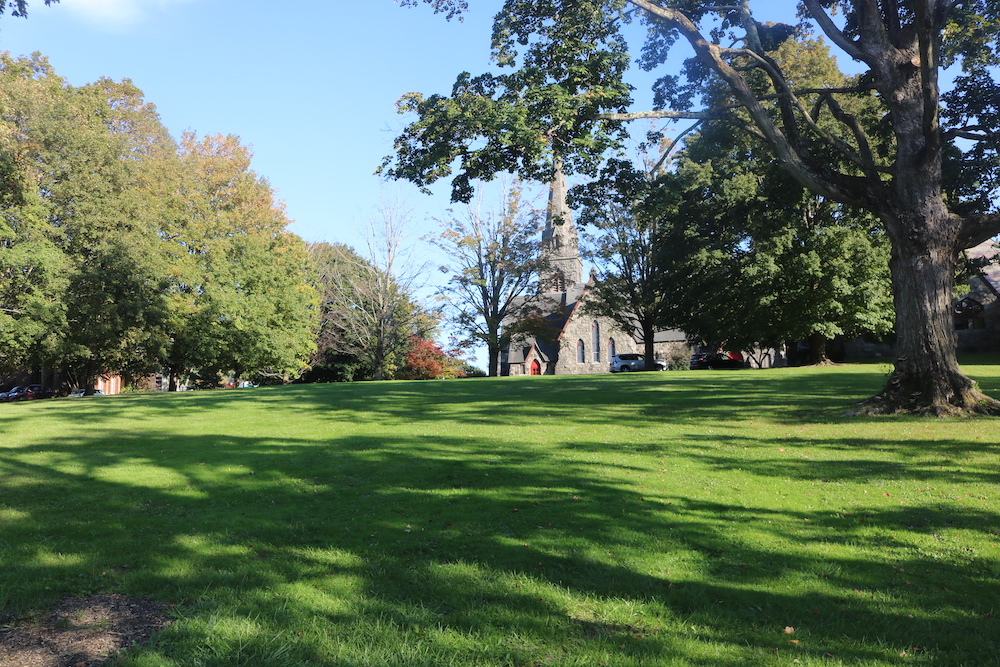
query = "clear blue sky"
(0, 0, 804, 250)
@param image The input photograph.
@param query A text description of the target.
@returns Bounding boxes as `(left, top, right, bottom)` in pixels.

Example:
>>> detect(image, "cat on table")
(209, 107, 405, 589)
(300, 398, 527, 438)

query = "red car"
(8, 384, 53, 401)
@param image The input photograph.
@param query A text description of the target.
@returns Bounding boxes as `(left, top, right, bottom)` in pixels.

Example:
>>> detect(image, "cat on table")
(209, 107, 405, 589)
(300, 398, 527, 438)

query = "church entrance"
(530, 360, 541, 375)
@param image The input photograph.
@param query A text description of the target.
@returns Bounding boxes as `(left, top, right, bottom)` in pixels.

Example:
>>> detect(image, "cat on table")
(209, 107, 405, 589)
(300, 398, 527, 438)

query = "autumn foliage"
(397, 337, 466, 380)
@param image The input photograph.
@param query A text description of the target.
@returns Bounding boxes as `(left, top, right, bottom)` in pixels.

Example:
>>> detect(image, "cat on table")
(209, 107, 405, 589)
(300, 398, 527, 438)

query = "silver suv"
(609, 353, 667, 372)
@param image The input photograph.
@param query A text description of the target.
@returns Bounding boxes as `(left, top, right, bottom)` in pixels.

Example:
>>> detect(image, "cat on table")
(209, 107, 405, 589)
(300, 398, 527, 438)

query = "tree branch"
(959, 212, 1000, 249)
(594, 109, 726, 121)
(801, 0, 865, 61)
(943, 127, 1000, 141)
(625, 0, 877, 208)
(648, 121, 702, 177)
(820, 92, 879, 176)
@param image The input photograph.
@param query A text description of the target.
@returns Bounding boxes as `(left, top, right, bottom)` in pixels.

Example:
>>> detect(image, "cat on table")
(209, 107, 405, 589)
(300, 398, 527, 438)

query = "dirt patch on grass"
(0, 595, 171, 667)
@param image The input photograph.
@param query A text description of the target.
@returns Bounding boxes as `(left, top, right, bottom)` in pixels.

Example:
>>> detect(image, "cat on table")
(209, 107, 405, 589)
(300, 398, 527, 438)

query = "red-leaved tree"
(397, 337, 466, 380)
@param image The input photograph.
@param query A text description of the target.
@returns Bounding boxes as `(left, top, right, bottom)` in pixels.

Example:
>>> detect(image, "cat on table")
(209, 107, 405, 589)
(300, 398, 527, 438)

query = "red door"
(530, 360, 541, 375)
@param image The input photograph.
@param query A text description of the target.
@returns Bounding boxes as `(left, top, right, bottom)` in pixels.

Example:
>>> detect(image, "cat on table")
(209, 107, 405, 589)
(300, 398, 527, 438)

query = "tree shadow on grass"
(2, 414, 999, 666)
(8, 361, 994, 438)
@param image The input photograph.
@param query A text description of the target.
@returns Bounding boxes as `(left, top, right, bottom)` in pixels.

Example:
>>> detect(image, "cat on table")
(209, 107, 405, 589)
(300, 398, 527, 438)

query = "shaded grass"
(0, 362, 998, 666)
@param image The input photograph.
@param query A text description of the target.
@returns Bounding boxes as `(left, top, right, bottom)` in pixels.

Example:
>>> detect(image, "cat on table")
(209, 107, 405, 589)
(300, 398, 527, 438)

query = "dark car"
(7, 384, 53, 401)
(0, 385, 27, 402)
(689, 352, 747, 370)
(22, 384, 53, 400)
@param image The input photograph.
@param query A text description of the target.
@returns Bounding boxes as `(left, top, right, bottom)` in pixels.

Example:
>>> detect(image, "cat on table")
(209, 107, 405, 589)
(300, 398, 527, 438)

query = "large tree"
(0, 56, 174, 392)
(396, 0, 1000, 415)
(168, 132, 318, 388)
(325, 198, 435, 381)
(0, 57, 69, 373)
(650, 36, 895, 364)
(301, 242, 372, 383)
(427, 183, 544, 376)
(616, 0, 1000, 413)
(576, 159, 678, 370)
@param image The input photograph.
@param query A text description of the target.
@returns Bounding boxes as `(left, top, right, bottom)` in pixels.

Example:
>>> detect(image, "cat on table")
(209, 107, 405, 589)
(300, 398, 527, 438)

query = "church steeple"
(540, 158, 583, 292)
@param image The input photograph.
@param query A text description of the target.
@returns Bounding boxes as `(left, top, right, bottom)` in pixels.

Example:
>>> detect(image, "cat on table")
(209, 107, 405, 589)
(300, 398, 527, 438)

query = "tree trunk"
(372, 343, 385, 381)
(862, 210, 1000, 415)
(487, 345, 500, 377)
(806, 332, 829, 365)
(642, 321, 656, 370)
(82, 359, 98, 397)
(168, 367, 179, 392)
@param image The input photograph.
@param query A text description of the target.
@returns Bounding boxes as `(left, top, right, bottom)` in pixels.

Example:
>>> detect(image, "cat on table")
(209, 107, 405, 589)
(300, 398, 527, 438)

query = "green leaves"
(0, 53, 317, 388)
(384, 0, 633, 202)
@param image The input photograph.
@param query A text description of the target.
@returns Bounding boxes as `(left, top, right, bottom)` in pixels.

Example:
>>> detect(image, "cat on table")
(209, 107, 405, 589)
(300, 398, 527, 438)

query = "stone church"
(955, 239, 1000, 352)
(500, 169, 689, 376)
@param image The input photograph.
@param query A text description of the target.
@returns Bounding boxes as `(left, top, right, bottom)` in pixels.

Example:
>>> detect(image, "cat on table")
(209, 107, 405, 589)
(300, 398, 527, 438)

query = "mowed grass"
(1, 359, 999, 667)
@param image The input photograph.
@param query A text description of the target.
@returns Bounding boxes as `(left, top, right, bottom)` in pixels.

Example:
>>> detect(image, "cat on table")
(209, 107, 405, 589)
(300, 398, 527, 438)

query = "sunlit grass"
(1, 360, 998, 666)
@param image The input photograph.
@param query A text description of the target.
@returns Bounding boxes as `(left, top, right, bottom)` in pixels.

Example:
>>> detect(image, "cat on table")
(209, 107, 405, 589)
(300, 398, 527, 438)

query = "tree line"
(0, 53, 464, 392)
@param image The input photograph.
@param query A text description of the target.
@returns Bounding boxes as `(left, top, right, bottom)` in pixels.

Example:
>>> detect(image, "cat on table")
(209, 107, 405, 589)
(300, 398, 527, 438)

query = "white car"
(68, 389, 105, 397)
(609, 353, 667, 372)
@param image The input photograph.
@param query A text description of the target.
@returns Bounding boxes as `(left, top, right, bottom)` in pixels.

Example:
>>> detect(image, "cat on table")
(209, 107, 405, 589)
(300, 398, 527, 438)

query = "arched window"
(608, 337, 616, 359)
(577, 339, 585, 363)
(592, 322, 601, 362)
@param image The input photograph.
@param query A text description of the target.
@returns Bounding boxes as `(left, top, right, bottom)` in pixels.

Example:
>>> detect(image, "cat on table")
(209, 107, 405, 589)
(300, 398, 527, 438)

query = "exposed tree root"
(850, 382, 1000, 417)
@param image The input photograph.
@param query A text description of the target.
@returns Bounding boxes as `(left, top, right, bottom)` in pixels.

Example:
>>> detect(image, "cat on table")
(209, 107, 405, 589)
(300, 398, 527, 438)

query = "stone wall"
(553, 313, 638, 375)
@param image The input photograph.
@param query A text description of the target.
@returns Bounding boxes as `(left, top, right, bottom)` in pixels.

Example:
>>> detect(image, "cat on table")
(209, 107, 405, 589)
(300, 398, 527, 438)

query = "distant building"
(956, 239, 1000, 352)
(500, 168, 689, 376)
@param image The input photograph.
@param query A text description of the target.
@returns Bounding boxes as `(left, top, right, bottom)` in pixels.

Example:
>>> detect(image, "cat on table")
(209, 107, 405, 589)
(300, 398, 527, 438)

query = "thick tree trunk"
(487, 345, 500, 377)
(82, 359, 98, 397)
(862, 210, 1000, 415)
(806, 332, 829, 365)
(642, 321, 656, 370)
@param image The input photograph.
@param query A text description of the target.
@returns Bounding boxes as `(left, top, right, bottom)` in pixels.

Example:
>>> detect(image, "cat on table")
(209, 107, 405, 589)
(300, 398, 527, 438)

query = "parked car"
(689, 352, 747, 370)
(5, 384, 53, 401)
(0, 386, 25, 402)
(68, 388, 105, 398)
(22, 384, 53, 400)
(609, 353, 668, 372)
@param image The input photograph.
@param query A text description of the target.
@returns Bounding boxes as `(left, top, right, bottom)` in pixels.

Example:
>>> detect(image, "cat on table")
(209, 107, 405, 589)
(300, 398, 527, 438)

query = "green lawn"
(1, 361, 999, 666)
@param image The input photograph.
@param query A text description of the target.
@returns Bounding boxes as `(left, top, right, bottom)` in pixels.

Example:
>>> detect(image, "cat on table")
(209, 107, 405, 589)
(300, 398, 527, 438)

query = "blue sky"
(1, 0, 507, 246)
(0, 0, 804, 249)
(1, 0, 804, 365)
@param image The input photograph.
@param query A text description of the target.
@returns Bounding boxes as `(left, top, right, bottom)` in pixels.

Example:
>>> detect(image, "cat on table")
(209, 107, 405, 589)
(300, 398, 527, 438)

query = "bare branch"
(943, 127, 1000, 141)
(594, 109, 727, 121)
(801, 0, 865, 61)
(626, 0, 874, 208)
(648, 121, 702, 177)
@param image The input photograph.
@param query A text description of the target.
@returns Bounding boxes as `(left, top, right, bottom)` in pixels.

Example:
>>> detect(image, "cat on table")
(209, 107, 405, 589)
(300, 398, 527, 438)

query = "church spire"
(540, 158, 583, 292)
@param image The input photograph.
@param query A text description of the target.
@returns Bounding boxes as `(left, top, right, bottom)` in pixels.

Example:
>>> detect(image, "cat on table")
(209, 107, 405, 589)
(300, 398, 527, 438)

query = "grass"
(1, 359, 999, 666)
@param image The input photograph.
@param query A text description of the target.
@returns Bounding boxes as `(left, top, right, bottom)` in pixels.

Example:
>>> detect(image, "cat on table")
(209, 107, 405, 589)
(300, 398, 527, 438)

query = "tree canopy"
(0, 52, 317, 391)
(0, 0, 57, 19)
(394, 0, 1000, 414)
(427, 183, 545, 376)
